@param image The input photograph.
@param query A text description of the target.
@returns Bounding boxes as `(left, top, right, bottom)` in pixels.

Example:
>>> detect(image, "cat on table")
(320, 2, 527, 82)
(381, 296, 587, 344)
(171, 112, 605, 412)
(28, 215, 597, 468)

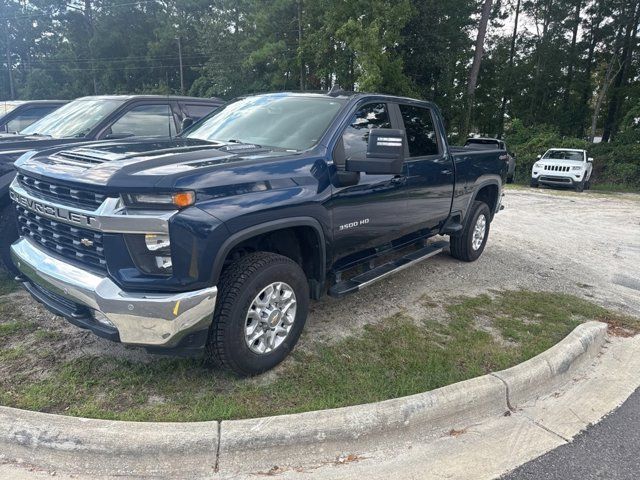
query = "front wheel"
(530, 178, 538, 188)
(206, 251, 309, 376)
(575, 180, 585, 193)
(450, 201, 491, 262)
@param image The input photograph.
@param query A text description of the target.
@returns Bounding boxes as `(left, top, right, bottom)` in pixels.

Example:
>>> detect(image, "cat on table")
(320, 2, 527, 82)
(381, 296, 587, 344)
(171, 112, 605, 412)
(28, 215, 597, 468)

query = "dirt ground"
(4, 186, 640, 362)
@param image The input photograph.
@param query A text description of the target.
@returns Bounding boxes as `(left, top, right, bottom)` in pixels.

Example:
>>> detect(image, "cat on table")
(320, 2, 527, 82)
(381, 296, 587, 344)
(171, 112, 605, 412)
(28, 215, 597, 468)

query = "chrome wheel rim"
(245, 282, 297, 354)
(472, 214, 487, 251)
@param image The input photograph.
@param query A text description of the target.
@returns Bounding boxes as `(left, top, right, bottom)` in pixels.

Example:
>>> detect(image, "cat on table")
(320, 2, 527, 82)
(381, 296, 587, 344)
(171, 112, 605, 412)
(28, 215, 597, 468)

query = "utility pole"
(297, 0, 304, 91)
(4, 20, 14, 100)
(85, 0, 97, 94)
(176, 36, 184, 94)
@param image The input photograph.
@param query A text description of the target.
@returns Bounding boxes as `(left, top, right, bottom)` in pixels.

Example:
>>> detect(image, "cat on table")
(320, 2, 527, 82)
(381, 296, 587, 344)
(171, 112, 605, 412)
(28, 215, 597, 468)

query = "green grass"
(0, 291, 636, 422)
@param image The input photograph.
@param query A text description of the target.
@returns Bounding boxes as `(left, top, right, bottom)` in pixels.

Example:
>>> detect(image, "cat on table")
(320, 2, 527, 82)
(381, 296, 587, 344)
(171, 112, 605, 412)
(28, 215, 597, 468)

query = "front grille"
(17, 173, 107, 210)
(543, 165, 570, 172)
(16, 205, 106, 272)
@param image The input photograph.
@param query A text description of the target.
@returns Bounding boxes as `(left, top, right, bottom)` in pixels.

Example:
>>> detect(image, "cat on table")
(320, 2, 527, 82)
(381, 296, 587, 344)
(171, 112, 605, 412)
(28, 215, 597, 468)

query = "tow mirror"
(588, 157, 594, 163)
(346, 128, 404, 175)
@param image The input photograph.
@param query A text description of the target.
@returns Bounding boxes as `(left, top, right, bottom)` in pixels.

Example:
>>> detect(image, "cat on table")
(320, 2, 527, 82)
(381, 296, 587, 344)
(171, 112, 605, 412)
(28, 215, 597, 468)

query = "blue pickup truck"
(9, 91, 506, 375)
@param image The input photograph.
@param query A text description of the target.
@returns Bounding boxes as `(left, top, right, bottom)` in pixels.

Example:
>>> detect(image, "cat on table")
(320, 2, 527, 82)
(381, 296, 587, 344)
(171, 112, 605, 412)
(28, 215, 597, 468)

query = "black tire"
(506, 175, 514, 184)
(585, 178, 591, 190)
(0, 203, 19, 276)
(530, 178, 538, 188)
(206, 251, 309, 376)
(450, 201, 491, 262)
(575, 180, 584, 193)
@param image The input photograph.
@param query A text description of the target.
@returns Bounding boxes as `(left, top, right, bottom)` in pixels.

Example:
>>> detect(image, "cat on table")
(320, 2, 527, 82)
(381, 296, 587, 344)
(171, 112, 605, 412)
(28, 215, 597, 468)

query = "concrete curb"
(0, 321, 608, 478)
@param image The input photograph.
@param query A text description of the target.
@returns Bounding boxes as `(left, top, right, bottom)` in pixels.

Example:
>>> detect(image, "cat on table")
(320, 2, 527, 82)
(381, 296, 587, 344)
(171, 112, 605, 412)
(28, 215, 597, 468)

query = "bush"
(504, 119, 640, 190)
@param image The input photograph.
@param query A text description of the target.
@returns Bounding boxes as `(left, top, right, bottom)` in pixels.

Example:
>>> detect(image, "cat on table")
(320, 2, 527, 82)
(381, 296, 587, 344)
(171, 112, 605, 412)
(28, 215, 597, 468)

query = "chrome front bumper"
(11, 238, 217, 348)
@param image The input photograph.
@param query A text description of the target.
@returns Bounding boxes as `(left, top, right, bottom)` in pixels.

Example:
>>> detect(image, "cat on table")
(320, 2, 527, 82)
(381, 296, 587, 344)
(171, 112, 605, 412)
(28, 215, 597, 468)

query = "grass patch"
(0, 291, 636, 422)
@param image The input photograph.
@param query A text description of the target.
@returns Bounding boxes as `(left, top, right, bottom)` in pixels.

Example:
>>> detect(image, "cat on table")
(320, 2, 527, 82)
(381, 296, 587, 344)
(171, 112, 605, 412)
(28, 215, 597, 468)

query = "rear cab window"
(398, 104, 440, 157)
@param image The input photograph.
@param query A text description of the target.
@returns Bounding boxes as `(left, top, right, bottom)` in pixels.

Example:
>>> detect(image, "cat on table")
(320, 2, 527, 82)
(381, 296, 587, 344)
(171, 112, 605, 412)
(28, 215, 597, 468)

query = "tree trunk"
(578, 11, 602, 138)
(590, 57, 620, 142)
(561, 0, 582, 134)
(498, 0, 521, 137)
(297, 0, 305, 91)
(602, 0, 640, 142)
(461, 0, 493, 139)
(4, 21, 13, 100)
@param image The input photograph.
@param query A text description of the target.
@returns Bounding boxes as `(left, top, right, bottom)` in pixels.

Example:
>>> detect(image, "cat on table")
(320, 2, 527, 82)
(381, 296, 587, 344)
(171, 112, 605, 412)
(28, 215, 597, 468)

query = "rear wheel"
(0, 203, 19, 276)
(450, 201, 491, 262)
(206, 251, 309, 376)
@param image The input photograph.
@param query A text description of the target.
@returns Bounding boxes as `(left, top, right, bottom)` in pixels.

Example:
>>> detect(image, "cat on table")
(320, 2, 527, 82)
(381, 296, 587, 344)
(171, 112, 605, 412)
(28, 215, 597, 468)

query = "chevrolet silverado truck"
(9, 91, 507, 376)
(0, 95, 223, 271)
(530, 148, 593, 192)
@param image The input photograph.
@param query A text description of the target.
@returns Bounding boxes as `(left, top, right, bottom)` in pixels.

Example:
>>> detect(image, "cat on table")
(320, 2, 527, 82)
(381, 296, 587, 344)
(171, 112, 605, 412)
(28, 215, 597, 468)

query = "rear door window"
(399, 105, 440, 157)
(184, 103, 218, 120)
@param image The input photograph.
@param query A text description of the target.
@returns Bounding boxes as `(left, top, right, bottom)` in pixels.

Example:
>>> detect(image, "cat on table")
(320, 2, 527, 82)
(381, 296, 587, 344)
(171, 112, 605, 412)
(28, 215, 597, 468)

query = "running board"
(328, 240, 448, 297)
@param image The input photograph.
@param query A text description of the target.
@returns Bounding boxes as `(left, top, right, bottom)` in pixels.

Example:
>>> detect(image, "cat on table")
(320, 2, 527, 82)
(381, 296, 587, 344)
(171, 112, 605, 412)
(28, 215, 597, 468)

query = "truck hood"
(15, 137, 305, 192)
(0, 135, 94, 160)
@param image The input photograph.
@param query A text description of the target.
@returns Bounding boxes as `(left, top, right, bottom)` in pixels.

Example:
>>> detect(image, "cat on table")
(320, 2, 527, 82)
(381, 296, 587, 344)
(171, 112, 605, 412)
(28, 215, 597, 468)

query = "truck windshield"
(542, 150, 584, 161)
(186, 95, 345, 151)
(20, 98, 125, 138)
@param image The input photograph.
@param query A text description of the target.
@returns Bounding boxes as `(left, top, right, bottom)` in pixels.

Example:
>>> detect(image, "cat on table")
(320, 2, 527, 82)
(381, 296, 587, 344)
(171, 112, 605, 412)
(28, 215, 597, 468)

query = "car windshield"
(20, 98, 125, 138)
(186, 95, 346, 151)
(542, 150, 584, 161)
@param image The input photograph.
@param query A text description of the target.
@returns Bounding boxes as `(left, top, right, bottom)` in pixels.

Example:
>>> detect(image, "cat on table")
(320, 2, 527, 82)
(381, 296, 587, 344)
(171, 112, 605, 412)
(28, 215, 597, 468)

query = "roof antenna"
(328, 84, 345, 97)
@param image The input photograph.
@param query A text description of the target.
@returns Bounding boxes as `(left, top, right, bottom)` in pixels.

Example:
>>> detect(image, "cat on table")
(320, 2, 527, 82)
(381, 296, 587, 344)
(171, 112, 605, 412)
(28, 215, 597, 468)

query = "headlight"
(571, 166, 583, 171)
(125, 233, 173, 275)
(122, 191, 195, 209)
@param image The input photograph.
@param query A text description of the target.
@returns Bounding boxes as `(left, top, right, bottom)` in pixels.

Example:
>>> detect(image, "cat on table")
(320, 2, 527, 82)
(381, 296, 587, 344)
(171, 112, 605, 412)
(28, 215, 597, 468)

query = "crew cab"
(531, 148, 593, 192)
(0, 95, 223, 270)
(9, 91, 507, 376)
(464, 137, 515, 183)
(0, 100, 67, 134)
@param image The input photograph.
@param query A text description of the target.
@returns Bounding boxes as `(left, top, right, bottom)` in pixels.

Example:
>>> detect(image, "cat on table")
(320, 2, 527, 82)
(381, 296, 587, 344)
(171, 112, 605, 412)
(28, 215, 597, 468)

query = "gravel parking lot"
(4, 186, 640, 361)
(305, 187, 640, 346)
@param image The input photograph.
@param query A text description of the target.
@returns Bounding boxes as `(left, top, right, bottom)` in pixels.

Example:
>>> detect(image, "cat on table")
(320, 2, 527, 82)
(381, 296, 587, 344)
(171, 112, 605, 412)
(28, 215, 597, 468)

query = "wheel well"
(474, 184, 499, 219)
(222, 226, 324, 291)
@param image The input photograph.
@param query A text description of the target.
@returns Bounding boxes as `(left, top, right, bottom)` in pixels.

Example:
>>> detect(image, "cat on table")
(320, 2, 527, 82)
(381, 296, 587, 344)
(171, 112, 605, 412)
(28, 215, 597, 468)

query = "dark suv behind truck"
(0, 95, 223, 271)
(10, 91, 507, 375)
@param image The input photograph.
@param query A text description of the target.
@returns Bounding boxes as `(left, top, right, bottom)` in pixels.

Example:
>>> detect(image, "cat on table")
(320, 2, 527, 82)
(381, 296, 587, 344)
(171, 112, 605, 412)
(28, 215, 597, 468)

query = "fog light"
(93, 310, 115, 328)
(145, 234, 171, 252)
(155, 256, 173, 271)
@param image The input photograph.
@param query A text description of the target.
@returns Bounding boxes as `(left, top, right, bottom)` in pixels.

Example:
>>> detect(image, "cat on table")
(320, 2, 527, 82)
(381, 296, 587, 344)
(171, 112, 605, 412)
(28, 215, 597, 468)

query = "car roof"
(547, 148, 585, 152)
(72, 95, 223, 103)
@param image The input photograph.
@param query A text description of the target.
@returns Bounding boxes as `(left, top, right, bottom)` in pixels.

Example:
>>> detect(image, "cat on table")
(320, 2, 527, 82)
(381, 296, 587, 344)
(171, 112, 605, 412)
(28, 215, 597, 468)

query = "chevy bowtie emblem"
(80, 238, 94, 247)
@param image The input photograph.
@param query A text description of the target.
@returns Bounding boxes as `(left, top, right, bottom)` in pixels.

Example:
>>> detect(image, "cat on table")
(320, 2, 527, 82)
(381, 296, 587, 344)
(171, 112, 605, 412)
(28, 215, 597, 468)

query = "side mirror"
(346, 128, 404, 175)
(181, 116, 194, 131)
(588, 157, 593, 163)
(536, 154, 542, 160)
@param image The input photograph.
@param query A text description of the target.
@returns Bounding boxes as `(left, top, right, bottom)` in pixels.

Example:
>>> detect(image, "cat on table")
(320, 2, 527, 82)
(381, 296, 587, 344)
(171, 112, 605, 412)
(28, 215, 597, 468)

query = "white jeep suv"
(530, 148, 593, 192)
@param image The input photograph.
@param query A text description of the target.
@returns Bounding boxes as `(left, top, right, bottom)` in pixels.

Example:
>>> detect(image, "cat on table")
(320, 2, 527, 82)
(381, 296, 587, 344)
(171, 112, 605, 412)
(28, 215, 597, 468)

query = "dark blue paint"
(13, 92, 506, 294)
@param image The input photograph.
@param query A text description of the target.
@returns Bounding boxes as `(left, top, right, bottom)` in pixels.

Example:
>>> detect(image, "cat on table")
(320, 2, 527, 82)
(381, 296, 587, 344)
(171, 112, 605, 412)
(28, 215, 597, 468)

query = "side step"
(328, 240, 449, 297)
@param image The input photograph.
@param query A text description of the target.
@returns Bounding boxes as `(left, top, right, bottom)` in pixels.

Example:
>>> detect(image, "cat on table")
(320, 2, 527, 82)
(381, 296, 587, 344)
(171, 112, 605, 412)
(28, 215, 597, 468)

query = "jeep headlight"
(571, 166, 583, 171)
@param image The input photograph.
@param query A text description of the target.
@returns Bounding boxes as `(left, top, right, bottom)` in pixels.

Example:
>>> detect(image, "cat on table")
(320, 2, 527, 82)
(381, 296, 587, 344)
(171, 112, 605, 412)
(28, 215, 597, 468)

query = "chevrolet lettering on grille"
(9, 190, 97, 228)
